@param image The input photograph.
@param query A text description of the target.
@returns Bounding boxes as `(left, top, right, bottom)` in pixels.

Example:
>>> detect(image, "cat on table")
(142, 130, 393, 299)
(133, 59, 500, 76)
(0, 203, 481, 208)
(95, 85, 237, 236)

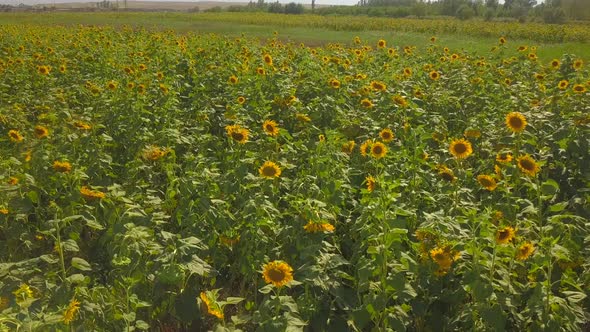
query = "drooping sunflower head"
(62, 298, 81, 324)
(517, 155, 540, 177)
(341, 141, 355, 155)
(262, 260, 293, 288)
(449, 138, 473, 159)
(505, 112, 527, 133)
(304, 221, 335, 233)
(370, 142, 387, 159)
(360, 139, 372, 157)
(259, 161, 281, 179)
(516, 242, 535, 261)
(477, 175, 497, 191)
(199, 291, 224, 319)
(496, 226, 515, 244)
(437, 166, 455, 182)
(53, 160, 72, 173)
(80, 186, 105, 200)
(379, 128, 394, 142)
(262, 120, 279, 137)
(392, 95, 408, 107)
(365, 175, 375, 192)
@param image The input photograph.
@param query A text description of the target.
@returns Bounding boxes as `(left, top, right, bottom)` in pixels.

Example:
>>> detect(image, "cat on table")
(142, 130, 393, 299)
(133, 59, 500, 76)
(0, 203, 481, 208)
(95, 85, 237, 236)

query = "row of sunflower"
(0, 23, 588, 331)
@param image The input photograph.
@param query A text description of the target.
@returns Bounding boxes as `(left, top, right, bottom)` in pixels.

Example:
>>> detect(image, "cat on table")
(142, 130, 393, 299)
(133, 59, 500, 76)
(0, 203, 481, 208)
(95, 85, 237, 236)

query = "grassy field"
(0, 12, 588, 61)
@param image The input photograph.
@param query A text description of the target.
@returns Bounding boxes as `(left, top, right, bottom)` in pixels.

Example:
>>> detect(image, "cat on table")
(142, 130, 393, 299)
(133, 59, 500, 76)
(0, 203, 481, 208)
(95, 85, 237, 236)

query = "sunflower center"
(509, 117, 523, 129)
(434, 253, 446, 261)
(498, 230, 509, 240)
(231, 132, 244, 141)
(454, 143, 467, 154)
(267, 268, 285, 282)
(382, 133, 391, 139)
(266, 124, 274, 132)
(373, 146, 383, 154)
(441, 172, 454, 181)
(262, 166, 277, 177)
(519, 159, 534, 170)
(480, 178, 493, 187)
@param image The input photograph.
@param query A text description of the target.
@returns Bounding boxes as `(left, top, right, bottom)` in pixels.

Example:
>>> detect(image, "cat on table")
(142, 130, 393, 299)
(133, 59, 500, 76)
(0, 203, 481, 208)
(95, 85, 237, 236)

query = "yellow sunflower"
(263, 54, 273, 66)
(228, 75, 238, 84)
(62, 298, 81, 324)
(403, 67, 412, 77)
(449, 139, 473, 159)
(516, 242, 535, 261)
(496, 152, 513, 163)
(225, 125, 249, 144)
(8, 129, 24, 142)
(262, 260, 293, 288)
(392, 95, 408, 107)
(237, 96, 246, 104)
(505, 112, 527, 133)
(259, 161, 281, 179)
(256, 67, 265, 75)
(370, 142, 387, 159)
(365, 175, 375, 192)
(550, 59, 560, 69)
(303, 221, 335, 233)
(341, 141, 355, 155)
(360, 139, 372, 157)
(477, 175, 497, 191)
(463, 129, 481, 138)
(429, 70, 440, 80)
(379, 128, 394, 142)
(370, 81, 386, 92)
(199, 291, 224, 319)
(499, 36, 506, 44)
(438, 166, 455, 182)
(377, 39, 386, 48)
(430, 247, 453, 269)
(38, 65, 50, 75)
(517, 155, 540, 177)
(360, 98, 373, 108)
(496, 226, 515, 244)
(262, 120, 279, 137)
(53, 161, 72, 173)
(329, 78, 341, 89)
(558, 80, 569, 90)
(80, 186, 106, 200)
(573, 59, 583, 70)
(572, 84, 586, 94)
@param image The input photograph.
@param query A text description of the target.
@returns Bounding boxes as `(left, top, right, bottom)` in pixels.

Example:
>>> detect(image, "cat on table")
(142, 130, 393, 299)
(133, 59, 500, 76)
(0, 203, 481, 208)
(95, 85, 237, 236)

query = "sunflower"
(403, 67, 412, 77)
(7, 177, 18, 185)
(438, 166, 455, 182)
(262, 120, 279, 137)
(550, 59, 560, 69)
(73, 121, 91, 130)
(106, 81, 118, 90)
(142, 145, 168, 161)
(59, 64, 66, 73)
(226, 125, 249, 144)
(228, 75, 238, 84)
(496, 226, 515, 244)
(517, 155, 540, 177)
(237, 96, 246, 104)
(516, 242, 535, 261)
(477, 175, 497, 191)
(304, 221, 335, 233)
(370, 81, 386, 92)
(256, 67, 265, 75)
(8, 129, 24, 142)
(572, 84, 586, 94)
(0, 208, 8, 215)
(370, 142, 387, 159)
(377, 39, 386, 48)
(429, 70, 440, 80)
(80, 186, 105, 200)
(365, 175, 375, 192)
(138, 63, 147, 71)
(53, 161, 72, 173)
(499, 36, 506, 44)
(430, 247, 453, 269)
(318, 134, 326, 143)
(259, 161, 281, 179)
(573, 59, 583, 70)
(341, 141, 355, 155)
(62, 299, 81, 324)
(534, 73, 544, 80)
(463, 130, 481, 138)
(496, 152, 513, 163)
(329, 78, 340, 89)
(38, 65, 50, 75)
(263, 54, 273, 66)
(379, 128, 394, 142)
(262, 261, 293, 288)
(449, 139, 473, 159)
(159, 84, 169, 94)
(558, 80, 569, 90)
(360, 139, 372, 157)
(528, 53, 537, 61)
(392, 95, 408, 107)
(34, 125, 49, 139)
(296, 113, 311, 122)
(505, 112, 527, 133)
(199, 292, 224, 319)
(360, 98, 373, 108)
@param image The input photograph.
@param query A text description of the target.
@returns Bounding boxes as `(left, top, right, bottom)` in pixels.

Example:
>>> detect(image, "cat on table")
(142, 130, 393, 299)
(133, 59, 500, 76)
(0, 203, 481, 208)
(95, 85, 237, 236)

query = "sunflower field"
(0, 23, 589, 332)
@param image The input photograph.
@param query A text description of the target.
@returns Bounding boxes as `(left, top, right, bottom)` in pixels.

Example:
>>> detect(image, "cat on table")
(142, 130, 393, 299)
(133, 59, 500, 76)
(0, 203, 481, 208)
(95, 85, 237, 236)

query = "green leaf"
(185, 255, 212, 276)
(135, 320, 149, 330)
(562, 291, 587, 303)
(541, 179, 559, 196)
(480, 305, 506, 332)
(66, 274, 86, 284)
(222, 297, 245, 305)
(71, 257, 92, 271)
(62, 239, 79, 252)
(548, 202, 568, 212)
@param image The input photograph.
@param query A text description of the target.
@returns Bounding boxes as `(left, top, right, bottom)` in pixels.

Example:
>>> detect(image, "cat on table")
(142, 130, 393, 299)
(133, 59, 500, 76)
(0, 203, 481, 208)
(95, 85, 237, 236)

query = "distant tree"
(267, 1, 283, 13)
(284, 2, 304, 13)
(456, 3, 475, 19)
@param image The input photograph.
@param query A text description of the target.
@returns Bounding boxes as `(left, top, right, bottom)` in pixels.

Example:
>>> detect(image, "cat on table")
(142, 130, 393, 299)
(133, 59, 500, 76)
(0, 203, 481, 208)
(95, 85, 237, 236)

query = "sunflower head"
(505, 112, 527, 133)
(370, 81, 386, 92)
(263, 54, 273, 66)
(34, 125, 49, 139)
(199, 291, 224, 319)
(304, 221, 335, 233)
(496, 152, 513, 163)
(38, 65, 50, 75)
(237, 96, 246, 104)
(449, 138, 473, 159)
(360, 98, 373, 108)
(496, 226, 515, 244)
(259, 161, 281, 179)
(573, 59, 583, 70)
(329, 78, 340, 89)
(262, 260, 293, 288)
(80, 186, 105, 200)
(516, 242, 535, 261)
(377, 39, 386, 48)
(365, 175, 375, 192)
(379, 128, 394, 142)
(558, 80, 569, 90)
(429, 70, 440, 80)
(438, 166, 455, 182)
(256, 67, 265, 75)
(572, 84, 586, 94)
(262, 120, 279, 137)
(8, 129, 24, 142)
(341, 141, 355, 155)
(370, 142, 387, 159)
(550, 59, 560, 69)
(392, 95, 408, 107)
(477, 175, 497, 191)
(517, 155, 540, 177)
(53, 161, 72, 173)
(228, 75, 238, 84)
(403, 67, 412, 77)
(226, 125, 249, 144)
